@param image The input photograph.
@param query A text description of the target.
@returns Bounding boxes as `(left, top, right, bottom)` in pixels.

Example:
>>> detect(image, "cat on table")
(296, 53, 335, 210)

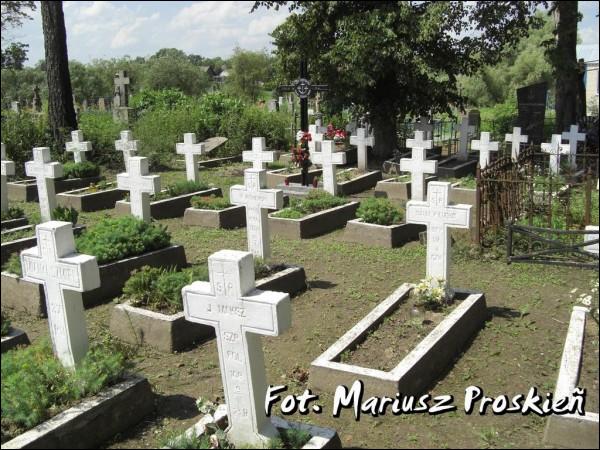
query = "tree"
(143, 52, 211, 95)
(1, 1, 35, 34)
(1, 42, 29, 69)
(41, 1, 77, 143)
(226, 47, 272, 101)
(254, 1, 543, 158)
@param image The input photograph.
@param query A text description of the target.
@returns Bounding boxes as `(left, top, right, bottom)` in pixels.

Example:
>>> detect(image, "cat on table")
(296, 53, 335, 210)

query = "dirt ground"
(3, 164, 598, 449)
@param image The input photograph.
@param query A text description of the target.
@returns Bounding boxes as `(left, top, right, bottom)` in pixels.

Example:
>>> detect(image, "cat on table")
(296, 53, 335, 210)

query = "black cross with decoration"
(278, 60, 328, 133)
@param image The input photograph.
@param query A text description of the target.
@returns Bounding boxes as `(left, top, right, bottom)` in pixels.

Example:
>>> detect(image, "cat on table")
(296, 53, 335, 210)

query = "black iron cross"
(278, 60, 328, 132)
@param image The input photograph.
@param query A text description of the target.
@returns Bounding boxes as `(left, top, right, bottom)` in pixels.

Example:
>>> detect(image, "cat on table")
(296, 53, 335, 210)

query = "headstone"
(457, 116, 476, 161)
(400, 131, 438, 201)
(467, 110, 480, 130)
(517, 82, 547, 145)
(230, 169, 283, 259)
(350, 127, 375, 171)
(32, 85, 42, 112)
(312, 141, 346, 196)
(561, 124, 586, 169)
(21, 221, 100, 368)
(82, 99, 88, 111)
(1, 143, 15, 213)
(583, 225, 599, 255)
(505, 127, 529, 161)
(11, 101, 20, 113)
(113, 70, 130, 107)
(182, 249, 291, 447)
(471, 132, 499, 169)
(66, 130, 92, 163)
(541, 134, 570, 175)
(201, 136, 229, 154)
(267, 99, 278, 112)
(308, 124, 324, 153)
(414, 117, 433, 141)
(115, 130, 139, 172)
(176, 133, 205, 183)
(98, 97, 106, 111)
(117, 156, 160, 223)
(406, 182, 472, 296)
(25, 147, 63, 222)
(278, 96, 284, 107)
(242, 137, 278, 175)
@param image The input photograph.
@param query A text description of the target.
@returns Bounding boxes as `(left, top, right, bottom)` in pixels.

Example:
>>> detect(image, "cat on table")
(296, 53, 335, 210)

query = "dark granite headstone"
(517, 82, 547, 145)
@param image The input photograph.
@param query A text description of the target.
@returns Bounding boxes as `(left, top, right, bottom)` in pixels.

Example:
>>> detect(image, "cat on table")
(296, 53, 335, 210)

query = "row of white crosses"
(1, 143, 15, 213)
(541, 125, 586, 175)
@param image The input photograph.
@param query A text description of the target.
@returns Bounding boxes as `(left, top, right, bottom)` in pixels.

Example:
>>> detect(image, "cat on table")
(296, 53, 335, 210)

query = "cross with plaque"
(1, 143, 15, 213)
(117, 156, 160, 222)
(312, 141, 346, 196)
(350, 128, 375, 171)
(400, 131, 438, 201)
(176, 133, 206, 183)
(25, 147, 64, 222)
(66, 130, 92, 163)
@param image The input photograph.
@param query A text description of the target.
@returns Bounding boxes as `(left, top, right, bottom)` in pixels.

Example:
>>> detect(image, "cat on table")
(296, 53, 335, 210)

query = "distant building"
(584, 60, 599, 116)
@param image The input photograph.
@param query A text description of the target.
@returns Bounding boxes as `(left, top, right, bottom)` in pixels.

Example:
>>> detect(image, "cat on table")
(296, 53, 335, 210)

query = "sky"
(4, 1, 600, 67)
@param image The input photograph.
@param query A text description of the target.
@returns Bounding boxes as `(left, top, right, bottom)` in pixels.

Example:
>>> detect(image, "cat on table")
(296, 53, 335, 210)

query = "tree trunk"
(552, 1, 579, 133)
(371, 109, 398, 160)
(41, 1, 77, 146)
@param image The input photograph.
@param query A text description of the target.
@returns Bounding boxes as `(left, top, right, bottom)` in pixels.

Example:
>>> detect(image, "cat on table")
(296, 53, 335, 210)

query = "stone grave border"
(336, 169, 382, 196)
(1, 375, 153, 449)
(57, 183, 127, 212)
(374, 175, 438, 201)
(342, 218, 424, 248)
(183, 204, 246, 229)
(266, 167, 322, 188)
(543, 306, 599, 449)
(115, 187, 221, 219)
(7, 176, 105, 202)
(269, 201, 360, 239)
(448, 182, 477, 206)
(310, 283, 487, 397)
(1, 327, 30, 353)
(436, 155, 478, 178)
(1, 244, 187, 317)
(0, 217, 29, 231)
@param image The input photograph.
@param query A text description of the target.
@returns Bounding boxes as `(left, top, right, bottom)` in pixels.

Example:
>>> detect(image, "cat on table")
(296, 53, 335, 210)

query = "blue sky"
(5, 1, 599, 66)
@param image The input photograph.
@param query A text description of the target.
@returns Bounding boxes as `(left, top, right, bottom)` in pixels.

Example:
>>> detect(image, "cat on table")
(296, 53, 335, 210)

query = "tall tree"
(254, 1, 543, 158)
(41, 1, 77, 143)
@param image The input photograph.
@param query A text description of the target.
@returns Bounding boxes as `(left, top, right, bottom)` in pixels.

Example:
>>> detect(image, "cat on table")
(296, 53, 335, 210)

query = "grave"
(57, 182, 127, 212)
(312, 140, 346, 195)
(1, 142, 16, 214)
(1, 326, 30, 353)
(116, 156, 160, 223)
(112, 70, 133, 124)
(115, 130, 139, 172)
(350, 127, 374, 171)
(542, 134, 570, 175)
(435, 115, 478, 178)
(562, 124, 586, 170)
(505, 127, 529, 161)
(471, 131, 499, 170)
(176, 133, 206, 183)
(243, 137, 278, 176)
(25, 147, 63, 222)
(66, 130, 92, 163)
(400, 131, 438, 201)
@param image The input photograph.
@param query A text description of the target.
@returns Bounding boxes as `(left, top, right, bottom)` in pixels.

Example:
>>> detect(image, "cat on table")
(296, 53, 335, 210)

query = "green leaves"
(191, 194, 232, 210)
(356, 197, 404, 226)
(274, 189, 348, 219)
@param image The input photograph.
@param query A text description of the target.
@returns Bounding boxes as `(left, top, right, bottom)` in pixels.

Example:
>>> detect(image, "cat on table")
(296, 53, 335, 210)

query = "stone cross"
(561, 124, 586, 169)
(541, 134, 570, 175)
(243, 137, 278, 173)
(415, 117, 433, 141)
(400, 131, 438, 201)
(471, 132, 499, 170)
(66, 130, 92, 163)
(25, 147, 64, 222)
(113, 70, 130, 107)
(505, 127, 529, 161)
(406, 182, 471, 296)
(21, 221, 100, 368)
(457, 116, 476, 161)
(182, 249, 291, 447)
(307, 124, 324, 153)
(98, 97, 106, 111)
(117, 156, 160, 223)
(176, 133, 206, 183)
(115, 130, 139, 172)
(312, 140, 346, 196)
(583, 225, 599, 255)
(230, 169, 283, 260)
(1, 143, 15, 213)
(11, 101, 20, 113)
(350, 128, 375, 171)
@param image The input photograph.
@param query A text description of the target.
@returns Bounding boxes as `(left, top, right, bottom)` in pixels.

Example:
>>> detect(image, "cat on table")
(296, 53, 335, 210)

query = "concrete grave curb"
(57, 184, 127, 212)
(7, 176, 105, 202)
(374, 176, 438, 201)
(336, 170, 382, 196)
(183, 205, 246, 229)
(1, 327, 30, 353)
(342, 218, 424, 248)
(0, 217, 28, 231)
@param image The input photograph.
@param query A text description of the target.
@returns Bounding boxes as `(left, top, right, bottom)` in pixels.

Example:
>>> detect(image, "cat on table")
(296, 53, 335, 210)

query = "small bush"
(2, 253, 22, 277)
(1, 110, 51, 176)
(130, 88, 188, 116)
(357, 198, 404, 225)
(51, 206, 79, 224)
(273, 189, 348, 219)
(62, 161, 100, 179)
(78, 111, 125, 169)
(1, 206, 25, 221)
(1, 311, 10, 336)
(191, 194, 231, 210)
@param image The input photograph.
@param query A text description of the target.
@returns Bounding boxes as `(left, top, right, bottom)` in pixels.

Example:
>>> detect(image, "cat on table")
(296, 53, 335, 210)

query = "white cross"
(21, 221, 100, 368)
(183, 250, 291, 448)
(308, 124, 324, 153)
(230, 169, 283, 260)
(561, 124, 586, 169)
(65, 130, 92, 163)
(583, 225, 599, 255)
(176, 133, 206, 183)
(115, 130, 139, 172)
(312, 141, 346, 195)
(415, 117, 433, 141)
(471, 132, 499, 169)
(457, 116, 476, 161)
(505, 127, 529, 161)
(541, 134, 570, 175)
(242, 137, 278, 172)
(1, 143, 15, 213)
(25, 147, 63, 222)
(400, 131, 438, 201)
(406, 182, 471, 296)
(350, 127, 375, 171)
(117, 156, 160, 223)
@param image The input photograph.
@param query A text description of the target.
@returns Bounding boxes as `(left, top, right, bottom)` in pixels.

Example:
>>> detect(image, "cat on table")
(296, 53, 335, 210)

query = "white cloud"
(247, 14, 287, 36)
(111, 13, 160, 49)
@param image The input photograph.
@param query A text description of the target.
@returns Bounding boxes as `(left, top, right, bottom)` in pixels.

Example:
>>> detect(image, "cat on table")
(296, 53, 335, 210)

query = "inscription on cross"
(505, 127, 529, 161)
(561, 124, 586, 169)
(243, 137, 278, 174)
(400, 131, 438, 201)
(115, 130, 139, 172)
(117, 156, 160, 223)
(25, 147, 63, 222)
(312, 141, 346, 196)
(230, 169, 283, 259)
(176, 133, 205, 183)
(21, 222, 100, 368)
(66, 130, 92, 163)
(350, 128, 375, 171)
(1, 143, 15, 213)
(471, 132, 499, 169)
(541, 134, 570, 175)
(183, 250, 291, 447)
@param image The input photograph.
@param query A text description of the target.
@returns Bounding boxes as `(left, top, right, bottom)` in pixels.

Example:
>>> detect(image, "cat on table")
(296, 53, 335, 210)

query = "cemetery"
(1, 1, 599, 449)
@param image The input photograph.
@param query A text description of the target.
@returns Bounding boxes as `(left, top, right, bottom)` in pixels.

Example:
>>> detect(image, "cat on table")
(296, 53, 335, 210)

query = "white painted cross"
(115, 130, 139, 172)
(176, 133, 206, 183)
(312, 140, 346, 195)
(183, 249, 291, 448)
(1, 143, 15, 213)
(117, 156, 160, 223)
(406, 182, 471, 296)
(505, 127, 528, 161)
(242, 137, 278, 172)
(25, 147, 64, 222)
(65, 130, 92, 163)
(21, 221, 100, 368)
(583, 225, 599, 256)
(471, 132, 499, 169)
(457, 116, 475, 162)
(308, 124, 324, 153)
(230, 169, 283, 260)
(350, 127, 375, 171)
(400, 131, 438, 201)
(541, 134, 570, 175)
(562, 124, 586, 169)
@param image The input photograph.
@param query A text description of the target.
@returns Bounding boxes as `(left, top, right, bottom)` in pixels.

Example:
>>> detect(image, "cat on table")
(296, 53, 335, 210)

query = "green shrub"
(78, 111, 124, 169)
(1, 311, 10, 336)
(130, 88, 189, 116)
(479, 100, 517, 140)
(1, 339, 128, 436)
(1, 206, 25, 221)
(273, 189, 348, 219)
(51, 206, 79, 224)
(2, 253, 22, 277)
(154, 180, 209, 201)
(276, 428, 312, 449)
(75, 216, 171, 264)
(62, 161, 100, 179)
(357, 198, 404, 225)
(191, 194, 231, 210)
